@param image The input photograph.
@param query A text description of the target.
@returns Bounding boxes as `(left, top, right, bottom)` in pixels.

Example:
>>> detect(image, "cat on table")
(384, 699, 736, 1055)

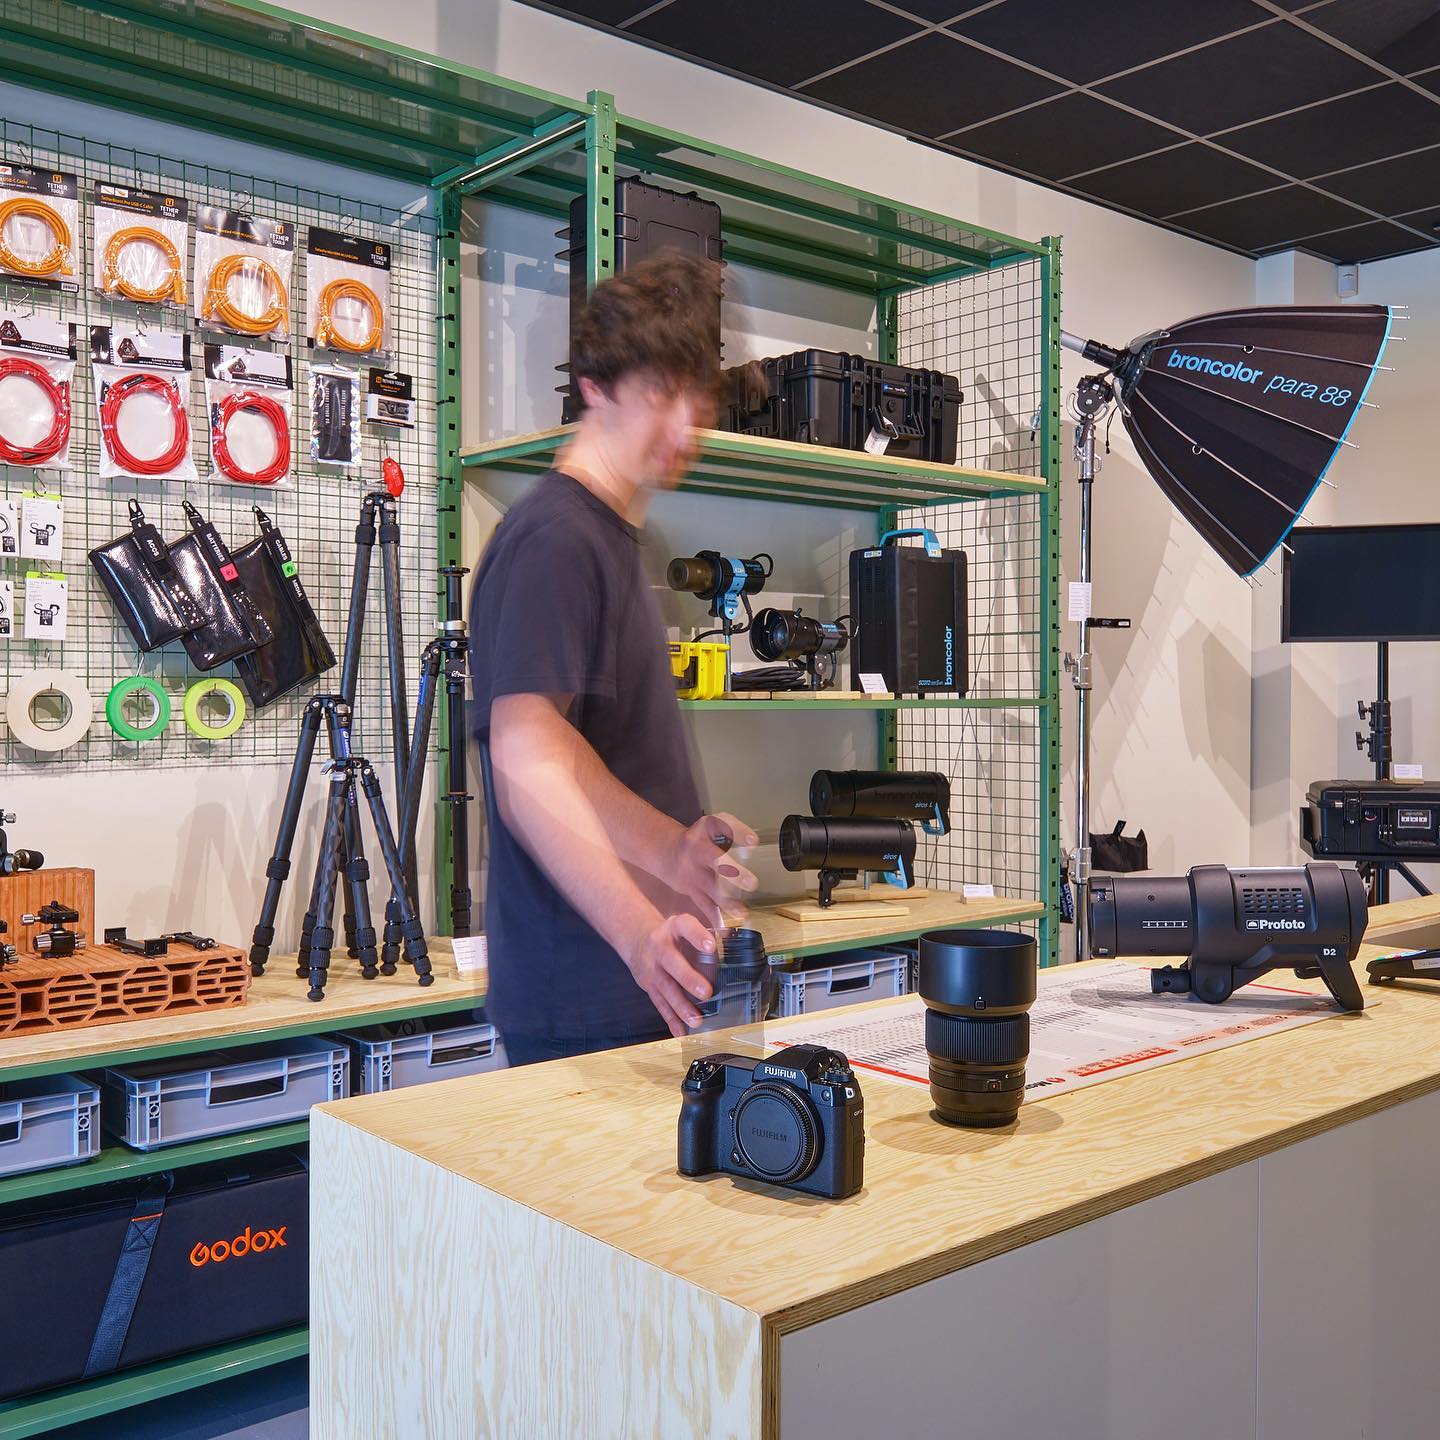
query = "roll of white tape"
(6, 668, 94, 752)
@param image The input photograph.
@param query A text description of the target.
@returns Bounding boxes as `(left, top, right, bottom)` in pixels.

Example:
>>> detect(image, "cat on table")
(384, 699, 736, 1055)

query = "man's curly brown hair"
(570, 251, 722, 413)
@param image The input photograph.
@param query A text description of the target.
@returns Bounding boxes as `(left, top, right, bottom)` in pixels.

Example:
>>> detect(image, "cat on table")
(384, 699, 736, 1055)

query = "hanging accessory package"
(87, 498, 205, 653)
(0, 578, 12, 639)
(92, 326, 197, 483)
(232, 505, 336, 709)
(311, 364, 360, 466)
(0, 314, 77, 470)
(194, 207, 293, 341)
(365, 369, 416, 429)
(0, 166, 79, 289)
(204, 344, 293, 488)
(23, 571, 68, 643)
(169, 499, 272, 671)
(19, 492, 63, 563)
(307, 226, 390, 357)
(93, 183, 188, 308)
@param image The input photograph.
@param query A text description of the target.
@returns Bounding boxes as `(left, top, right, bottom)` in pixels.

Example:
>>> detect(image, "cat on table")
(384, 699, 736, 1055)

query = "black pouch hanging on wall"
(1089, 820, 1149, 873)
(232, 506, 336, 708)
(169, 499, 272, 671)
(88, 499, 206, 652)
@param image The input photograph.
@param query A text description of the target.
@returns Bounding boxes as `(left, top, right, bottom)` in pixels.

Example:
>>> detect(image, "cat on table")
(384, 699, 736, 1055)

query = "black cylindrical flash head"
(667, 554, 720, 596)
(1085, 874, 1194, 958)
(810, 769, 950, 825)
(778, 815, 916, 876)
(751, 609, 847, 664)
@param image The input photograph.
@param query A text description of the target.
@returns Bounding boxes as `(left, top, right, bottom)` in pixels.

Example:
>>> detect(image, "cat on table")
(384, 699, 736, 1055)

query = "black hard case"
(0, 1153, 307, 1400)
(1301, 779, 1440, 860)
(849, 536, 968, 696)
(722, 349, 962, 463)
(560, 177, 724, 422)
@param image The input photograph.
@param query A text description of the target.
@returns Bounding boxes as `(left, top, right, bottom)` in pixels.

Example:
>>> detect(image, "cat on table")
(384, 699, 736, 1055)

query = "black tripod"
(378, 565, 475, 970)
(250, 489, 432, 998)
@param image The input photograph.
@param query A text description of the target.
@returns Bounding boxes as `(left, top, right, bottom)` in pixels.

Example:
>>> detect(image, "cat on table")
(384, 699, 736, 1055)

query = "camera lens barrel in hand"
(918, 929, 1037, 1128)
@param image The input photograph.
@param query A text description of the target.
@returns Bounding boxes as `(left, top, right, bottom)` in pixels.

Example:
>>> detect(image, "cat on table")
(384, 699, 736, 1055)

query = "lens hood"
(917, 929, 1037, 1018)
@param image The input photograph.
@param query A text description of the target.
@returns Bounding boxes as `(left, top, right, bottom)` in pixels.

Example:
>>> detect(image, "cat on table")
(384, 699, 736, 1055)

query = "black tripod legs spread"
(358, 760, 433, 987)
(303, 766, 352, 1002)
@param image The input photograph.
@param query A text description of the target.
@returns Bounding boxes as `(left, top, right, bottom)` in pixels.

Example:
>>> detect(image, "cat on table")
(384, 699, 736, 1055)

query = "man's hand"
(626, 912, 718, 1038)
(669, 812, 759, 927)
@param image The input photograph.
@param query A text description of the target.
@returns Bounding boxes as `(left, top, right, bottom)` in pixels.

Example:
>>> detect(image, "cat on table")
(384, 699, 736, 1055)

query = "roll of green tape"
(182, 678, 246, 740)
(105, 676, 171, 742)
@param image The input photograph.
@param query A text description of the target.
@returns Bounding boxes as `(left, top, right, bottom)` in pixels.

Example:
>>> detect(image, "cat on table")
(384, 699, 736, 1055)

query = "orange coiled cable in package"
(102, 226, 187, 305)
(0, 196, 74, 278)
(315, 276, 384, 353)
(100, 371, 191, 476)
(203, 252, 289, 336)
(211, 388, 290, 486)
(0, 356, 70, 466)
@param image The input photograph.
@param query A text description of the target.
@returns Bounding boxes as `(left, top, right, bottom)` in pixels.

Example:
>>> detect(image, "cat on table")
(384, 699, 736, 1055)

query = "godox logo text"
(189, 1225, 288, 1268)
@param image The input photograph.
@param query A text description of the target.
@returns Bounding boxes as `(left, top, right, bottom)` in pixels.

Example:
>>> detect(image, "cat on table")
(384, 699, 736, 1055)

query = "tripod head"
(0, 809, 43, 876)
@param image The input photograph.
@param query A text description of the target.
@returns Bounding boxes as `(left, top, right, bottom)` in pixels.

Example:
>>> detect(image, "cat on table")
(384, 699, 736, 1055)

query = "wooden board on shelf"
(0, 939, 483, 1079)
(751, 892, 1042, 955)
(773, 899, 908, 921)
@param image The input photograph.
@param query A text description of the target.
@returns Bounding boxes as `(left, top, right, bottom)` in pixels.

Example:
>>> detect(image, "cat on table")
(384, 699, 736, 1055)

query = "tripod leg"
(383, 644, 440, 970)
(445, 664, 474, 937)
(357, 761, 433, 987)
(303, 768, 350, 1002)
(339, 495, 378, 708)
(378, 497, 419, 906)
(343, 783, 380, 979)
(250, 699, 324, 977)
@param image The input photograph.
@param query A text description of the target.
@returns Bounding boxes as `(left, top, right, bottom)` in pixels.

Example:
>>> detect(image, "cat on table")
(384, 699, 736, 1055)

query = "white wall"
(289, 0, 1261, 883)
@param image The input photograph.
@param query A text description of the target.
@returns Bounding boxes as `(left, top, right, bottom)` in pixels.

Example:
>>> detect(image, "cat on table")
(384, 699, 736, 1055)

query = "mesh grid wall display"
(0, 118, 439, 768)
(895, 258, 1044, 903)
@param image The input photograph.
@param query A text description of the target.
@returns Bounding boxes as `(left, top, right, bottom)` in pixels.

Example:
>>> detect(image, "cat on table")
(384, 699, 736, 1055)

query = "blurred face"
(581, 371, 715, 490)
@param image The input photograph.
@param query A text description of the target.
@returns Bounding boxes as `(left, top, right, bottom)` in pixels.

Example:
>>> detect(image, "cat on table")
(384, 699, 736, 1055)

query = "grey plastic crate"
(694, 978, 763, 1033)
(340, 1013, 506, 1094)
(100, 1038, 349, 1151)
(776, 948, 910, 1017)
(0, 1074, 100, 1178)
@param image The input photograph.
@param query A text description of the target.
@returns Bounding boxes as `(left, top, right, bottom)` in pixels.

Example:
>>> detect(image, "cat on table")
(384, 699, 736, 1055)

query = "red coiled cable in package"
(99, 371, 191, 476)
(0, 355, 70, 466)
(211, 388, 290, 486)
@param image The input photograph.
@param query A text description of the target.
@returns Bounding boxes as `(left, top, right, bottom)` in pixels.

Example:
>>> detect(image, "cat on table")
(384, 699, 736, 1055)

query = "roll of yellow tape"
(182, 678, 246, 740)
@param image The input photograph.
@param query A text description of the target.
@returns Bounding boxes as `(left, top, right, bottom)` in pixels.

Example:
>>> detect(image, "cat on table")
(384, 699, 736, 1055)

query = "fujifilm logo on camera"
(1245, 918, 1306, 931)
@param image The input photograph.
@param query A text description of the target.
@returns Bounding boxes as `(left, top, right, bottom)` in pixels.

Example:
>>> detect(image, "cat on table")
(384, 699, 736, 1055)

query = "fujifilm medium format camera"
(677, 1044, 864, 1199)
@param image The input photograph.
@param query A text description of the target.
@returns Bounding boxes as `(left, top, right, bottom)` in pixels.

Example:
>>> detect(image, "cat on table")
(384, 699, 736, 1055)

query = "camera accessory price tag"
(1067, 581, 1093, 622)
(24, 570, 67, 641)
(857, 672, 890, 696)
(0, 578, 12, 638)
(451, 934, 487, 976)
(19, 492, 62, 561)
(1394, 762, 1424, 782)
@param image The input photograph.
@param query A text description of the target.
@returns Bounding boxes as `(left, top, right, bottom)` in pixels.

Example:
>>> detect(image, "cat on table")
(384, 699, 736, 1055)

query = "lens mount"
(733, 1083, 819, 1184)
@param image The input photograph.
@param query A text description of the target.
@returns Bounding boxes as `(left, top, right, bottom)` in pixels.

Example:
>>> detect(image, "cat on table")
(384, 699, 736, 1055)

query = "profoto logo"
(1244, 918, 1306, 932)
(189, 1224, 288, 1268)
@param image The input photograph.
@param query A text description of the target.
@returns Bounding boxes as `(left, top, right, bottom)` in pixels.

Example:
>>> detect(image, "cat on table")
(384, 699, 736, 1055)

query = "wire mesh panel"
(0, 116, 438, 768)
(895, 259, 1045, 905)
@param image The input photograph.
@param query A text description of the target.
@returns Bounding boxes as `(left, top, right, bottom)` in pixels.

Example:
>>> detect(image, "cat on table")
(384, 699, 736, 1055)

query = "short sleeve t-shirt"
(468, 470, 702, 1041)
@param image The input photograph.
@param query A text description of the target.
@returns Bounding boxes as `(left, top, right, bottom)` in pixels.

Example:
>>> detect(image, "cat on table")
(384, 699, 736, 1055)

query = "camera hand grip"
(676, 1091, 716, 1177)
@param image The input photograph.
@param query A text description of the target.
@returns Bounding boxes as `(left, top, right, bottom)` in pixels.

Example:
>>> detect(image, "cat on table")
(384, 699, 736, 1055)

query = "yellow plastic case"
(669, 640, 729, 700)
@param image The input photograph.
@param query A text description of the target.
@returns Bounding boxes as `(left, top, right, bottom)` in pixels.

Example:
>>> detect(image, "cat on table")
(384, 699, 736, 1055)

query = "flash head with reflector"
(749, 607, 848, 689)
(779, 814, 916, 908)
(809, 769, 950, 836)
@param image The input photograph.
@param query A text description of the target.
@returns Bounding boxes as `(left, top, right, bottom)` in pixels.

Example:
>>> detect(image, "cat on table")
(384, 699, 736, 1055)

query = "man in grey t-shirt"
(470, 254, 757, 1066)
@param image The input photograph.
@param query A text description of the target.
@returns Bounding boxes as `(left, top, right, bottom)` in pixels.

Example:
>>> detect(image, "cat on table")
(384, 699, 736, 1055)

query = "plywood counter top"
(313, 920, 1440, 1334)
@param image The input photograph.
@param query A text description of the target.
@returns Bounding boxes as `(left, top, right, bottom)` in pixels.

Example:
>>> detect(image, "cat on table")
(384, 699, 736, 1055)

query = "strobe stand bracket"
(1356, 697, 1392, 768)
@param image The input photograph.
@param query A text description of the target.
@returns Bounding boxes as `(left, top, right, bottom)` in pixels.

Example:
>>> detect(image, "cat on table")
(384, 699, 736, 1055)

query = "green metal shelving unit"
(0, 4, 1061, 1432)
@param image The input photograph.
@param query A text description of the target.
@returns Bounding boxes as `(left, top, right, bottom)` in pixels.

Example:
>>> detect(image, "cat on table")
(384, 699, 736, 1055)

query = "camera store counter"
(309, 919, 1440, 1440)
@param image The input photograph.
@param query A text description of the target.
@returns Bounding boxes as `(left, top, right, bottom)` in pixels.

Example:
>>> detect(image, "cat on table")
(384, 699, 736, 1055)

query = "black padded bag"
(88, 499, 206, 652)
(169, 499, 272, 671)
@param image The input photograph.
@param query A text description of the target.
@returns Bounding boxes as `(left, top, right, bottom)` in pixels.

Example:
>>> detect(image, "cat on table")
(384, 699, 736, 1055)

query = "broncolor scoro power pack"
(849, 528, 967, 696)
(1301, 780, 1440, 862)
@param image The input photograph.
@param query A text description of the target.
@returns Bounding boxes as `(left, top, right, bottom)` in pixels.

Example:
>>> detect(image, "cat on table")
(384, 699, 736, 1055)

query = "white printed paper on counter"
(857, 672, 889, 696)
(1393, 763, 1424, 781)
(962, 882, 996, 899)
(762, 961, 1353, 1104)
(451, 933, 487, 976)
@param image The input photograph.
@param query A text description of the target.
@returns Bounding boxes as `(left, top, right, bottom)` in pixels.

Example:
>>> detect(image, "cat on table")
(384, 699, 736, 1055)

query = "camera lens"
(717, 927, 767, 984)
(917, 928, 1037, 1128)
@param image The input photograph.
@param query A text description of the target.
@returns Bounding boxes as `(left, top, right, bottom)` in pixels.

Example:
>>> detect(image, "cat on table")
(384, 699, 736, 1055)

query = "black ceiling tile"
(1290, 0, 1440, 74)
(946, 0, 1265, 84)
(1218, 82, 1440, 177)
(1066, 143, 1283, 215)
(1391, 201, 1440, 232)
(522, 0, 646, 24)
(628, 0, 922, 87)
(1175, 184, 1374, 248)
(1097, 22, 1379, 133)
(1316, 143, 1440, 210)
(948, 93, 1177, 180)
(877, 0, 972, 18)
(802, 31, 1064, 136)
(1282, 218, 1436, 261)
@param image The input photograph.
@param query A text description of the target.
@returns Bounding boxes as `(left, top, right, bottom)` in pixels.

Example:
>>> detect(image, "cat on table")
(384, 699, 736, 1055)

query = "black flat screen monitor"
(1283, 523, 1440, 643)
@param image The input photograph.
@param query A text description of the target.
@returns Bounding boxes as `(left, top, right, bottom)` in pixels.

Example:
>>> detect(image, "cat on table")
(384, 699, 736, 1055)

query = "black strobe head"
(809, 769, 951, 836)
(666, 551, 769, 605)
(778, 814, 916, 907)
(917, 929, 1037, 1128)
(1087, 862, 1367, 1011)
(750, 608, 848, 665)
